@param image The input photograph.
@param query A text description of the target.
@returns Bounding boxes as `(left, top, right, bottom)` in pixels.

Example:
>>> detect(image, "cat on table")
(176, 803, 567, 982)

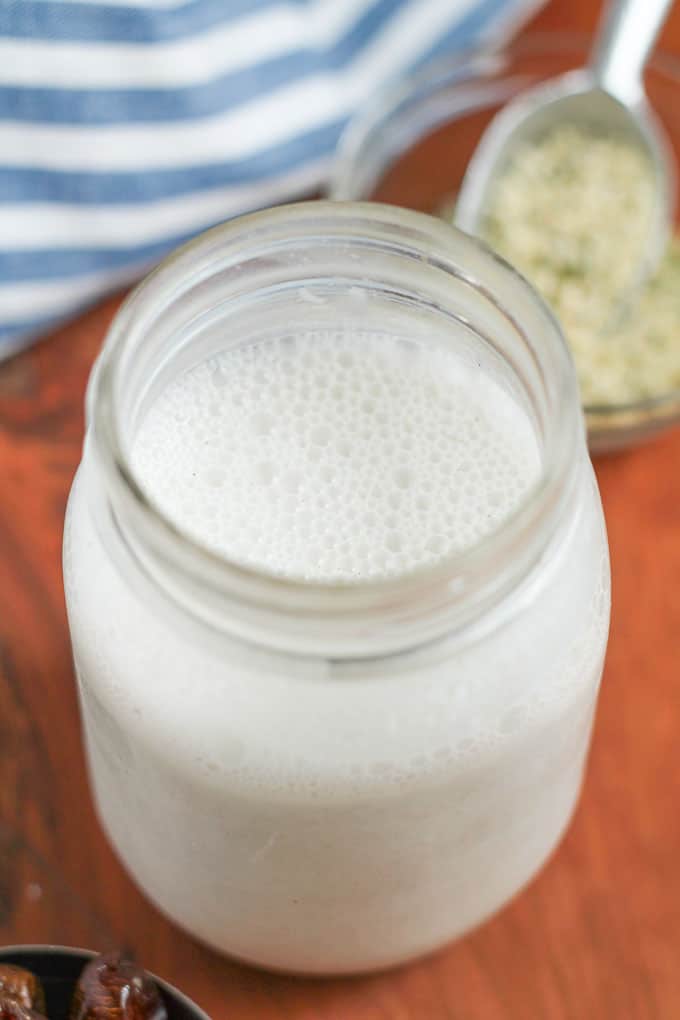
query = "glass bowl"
(0, 946, 209, 1020)
(329, 33, 680, 453)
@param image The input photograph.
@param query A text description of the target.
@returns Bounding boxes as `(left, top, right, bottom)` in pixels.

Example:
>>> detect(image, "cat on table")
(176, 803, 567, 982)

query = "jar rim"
(89, 200, 583, 652)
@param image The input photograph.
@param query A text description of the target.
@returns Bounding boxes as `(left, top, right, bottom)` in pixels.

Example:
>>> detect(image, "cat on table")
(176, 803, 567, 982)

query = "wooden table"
(1, 1, 679, 1016)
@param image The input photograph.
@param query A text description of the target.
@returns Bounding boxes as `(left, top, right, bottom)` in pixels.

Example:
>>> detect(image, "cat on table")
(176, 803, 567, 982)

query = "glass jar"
(63, 201, 610, 975)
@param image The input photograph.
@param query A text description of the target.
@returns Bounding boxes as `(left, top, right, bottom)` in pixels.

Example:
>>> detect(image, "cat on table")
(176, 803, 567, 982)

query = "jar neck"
(88, 201, 585, 659)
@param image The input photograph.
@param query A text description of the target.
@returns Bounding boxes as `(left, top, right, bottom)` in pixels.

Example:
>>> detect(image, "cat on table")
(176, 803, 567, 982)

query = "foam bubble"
(132, 330, 542, 583)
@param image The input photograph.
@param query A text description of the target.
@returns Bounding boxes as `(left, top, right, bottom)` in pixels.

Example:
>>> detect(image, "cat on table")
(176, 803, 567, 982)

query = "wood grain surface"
(1, 1, 679, 1017)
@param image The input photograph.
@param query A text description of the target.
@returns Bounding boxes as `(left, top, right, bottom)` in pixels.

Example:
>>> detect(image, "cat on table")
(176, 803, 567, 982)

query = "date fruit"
(0, 967, 46, 1013)
(0, 999, 47, 1020)
(70, 953, 167, 1020)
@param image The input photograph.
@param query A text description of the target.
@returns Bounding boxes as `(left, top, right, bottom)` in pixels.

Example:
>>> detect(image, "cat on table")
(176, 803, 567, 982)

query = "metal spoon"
(455, 0, 676, 290)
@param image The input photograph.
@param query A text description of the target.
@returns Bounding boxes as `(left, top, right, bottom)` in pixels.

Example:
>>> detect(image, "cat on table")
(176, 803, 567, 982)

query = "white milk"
(64, 328, 609, 974)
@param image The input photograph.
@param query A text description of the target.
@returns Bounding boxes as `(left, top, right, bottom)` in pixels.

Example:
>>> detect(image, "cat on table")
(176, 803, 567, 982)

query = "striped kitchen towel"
(0, 0, 543, 358)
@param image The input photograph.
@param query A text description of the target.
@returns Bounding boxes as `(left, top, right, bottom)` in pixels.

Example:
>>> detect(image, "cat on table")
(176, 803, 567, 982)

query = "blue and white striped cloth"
(0, 0, 543, 358)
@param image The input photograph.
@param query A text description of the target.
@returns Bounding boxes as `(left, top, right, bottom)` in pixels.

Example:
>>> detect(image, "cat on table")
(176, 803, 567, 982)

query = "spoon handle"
(591, 0, 674, 105)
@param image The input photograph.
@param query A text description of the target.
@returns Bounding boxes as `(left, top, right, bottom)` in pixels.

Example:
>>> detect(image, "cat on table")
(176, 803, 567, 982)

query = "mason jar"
(63, 201, 610, 975)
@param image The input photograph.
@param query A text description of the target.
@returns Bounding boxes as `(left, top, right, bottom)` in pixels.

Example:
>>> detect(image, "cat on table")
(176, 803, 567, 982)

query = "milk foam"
(132, 330, 541, 581)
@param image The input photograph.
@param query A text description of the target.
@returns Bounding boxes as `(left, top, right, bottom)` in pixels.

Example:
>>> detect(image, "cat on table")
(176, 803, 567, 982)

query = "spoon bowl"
(455, 0, 676, 292)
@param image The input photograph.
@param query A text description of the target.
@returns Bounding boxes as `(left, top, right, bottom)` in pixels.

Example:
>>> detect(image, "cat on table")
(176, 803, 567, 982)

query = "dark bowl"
(0, 947, 210, 1020)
